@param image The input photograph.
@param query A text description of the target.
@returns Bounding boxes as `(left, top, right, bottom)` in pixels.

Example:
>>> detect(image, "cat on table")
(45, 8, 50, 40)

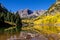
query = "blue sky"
(0, 0, 56, 12)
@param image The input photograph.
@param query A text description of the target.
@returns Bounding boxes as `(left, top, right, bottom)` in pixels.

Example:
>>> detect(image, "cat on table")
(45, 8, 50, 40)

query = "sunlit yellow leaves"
(22, 12, 60, 36)
(32, 12, 60, 34)
(34, 19, 42, 24)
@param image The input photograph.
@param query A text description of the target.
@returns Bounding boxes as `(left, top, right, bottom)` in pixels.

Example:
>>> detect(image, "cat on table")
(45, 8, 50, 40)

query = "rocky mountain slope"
(44, 0, 60, 16)
(0, 3, 8, 13)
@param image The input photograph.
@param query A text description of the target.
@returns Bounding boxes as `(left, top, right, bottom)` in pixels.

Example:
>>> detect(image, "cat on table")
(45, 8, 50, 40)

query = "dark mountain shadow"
(0, 21, 13, 29)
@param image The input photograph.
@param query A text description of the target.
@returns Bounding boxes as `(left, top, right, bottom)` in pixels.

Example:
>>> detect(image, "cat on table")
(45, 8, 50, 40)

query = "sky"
(0, 0, 56, 12)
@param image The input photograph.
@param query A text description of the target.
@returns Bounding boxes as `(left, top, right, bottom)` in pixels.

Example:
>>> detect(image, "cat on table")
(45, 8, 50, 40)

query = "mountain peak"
(0, 3, 5, 8)
(18, 9, 46, 18)
(0, 3, 8, 13)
